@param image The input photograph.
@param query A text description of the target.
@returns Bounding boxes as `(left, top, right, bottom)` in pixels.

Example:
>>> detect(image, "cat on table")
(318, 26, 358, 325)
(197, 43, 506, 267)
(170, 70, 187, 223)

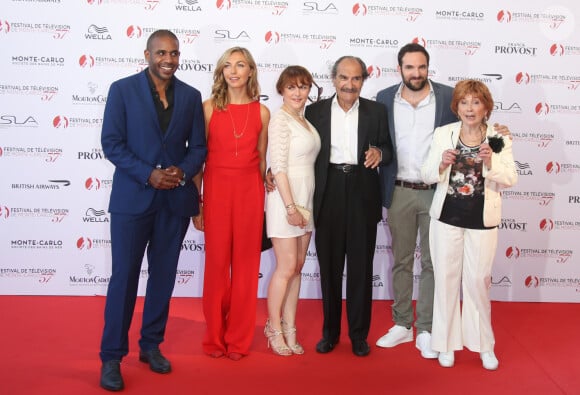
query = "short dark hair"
(397, 43, 430, 67)
(331, 56, 369, 81)
(276, 66, 314, 95)
(146, 29, 178, 51)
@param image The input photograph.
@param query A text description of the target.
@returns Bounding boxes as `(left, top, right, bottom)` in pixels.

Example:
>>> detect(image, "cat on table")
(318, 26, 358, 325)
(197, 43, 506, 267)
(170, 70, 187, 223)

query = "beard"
(402, 75, 427, 92)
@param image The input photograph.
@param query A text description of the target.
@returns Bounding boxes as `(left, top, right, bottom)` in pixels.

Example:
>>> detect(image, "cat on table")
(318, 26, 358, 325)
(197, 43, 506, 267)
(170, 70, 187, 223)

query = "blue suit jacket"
(101, 70, 207, 217)
(376, 80, 457, 209)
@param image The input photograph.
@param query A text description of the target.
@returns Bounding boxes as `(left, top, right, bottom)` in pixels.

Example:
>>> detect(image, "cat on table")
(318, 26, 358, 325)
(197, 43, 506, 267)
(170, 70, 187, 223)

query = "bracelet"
(285, 203, 296, 210)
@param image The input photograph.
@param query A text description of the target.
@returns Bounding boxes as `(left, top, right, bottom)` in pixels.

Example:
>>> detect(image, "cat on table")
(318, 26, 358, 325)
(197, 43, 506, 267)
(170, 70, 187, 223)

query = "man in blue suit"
(375, 43, 456, 359)
(99, 30, 206, 391)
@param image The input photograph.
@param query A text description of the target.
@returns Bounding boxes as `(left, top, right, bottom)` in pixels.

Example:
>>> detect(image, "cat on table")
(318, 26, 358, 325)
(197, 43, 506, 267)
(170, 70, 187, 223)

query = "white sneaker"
(376, 325, 413, 348)
(415, 331, 439, 359)
(438, 351, 455, 368)
(480, 351, 499, 370)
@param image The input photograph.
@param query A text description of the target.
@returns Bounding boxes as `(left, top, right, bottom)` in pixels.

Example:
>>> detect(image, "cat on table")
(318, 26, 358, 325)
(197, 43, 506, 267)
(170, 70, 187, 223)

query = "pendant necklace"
(227, 104, 250, 157)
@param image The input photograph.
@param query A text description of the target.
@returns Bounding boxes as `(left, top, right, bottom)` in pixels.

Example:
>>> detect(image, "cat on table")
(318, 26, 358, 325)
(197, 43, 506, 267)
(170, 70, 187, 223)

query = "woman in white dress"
(264, 66, 321, 356)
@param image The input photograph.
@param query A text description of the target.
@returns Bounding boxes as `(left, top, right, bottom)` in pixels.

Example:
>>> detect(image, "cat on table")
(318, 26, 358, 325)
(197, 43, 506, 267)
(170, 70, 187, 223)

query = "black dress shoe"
(352, 339, 370, 356)
(316, 338, 337, 353)
(139, 348, 171, 373)
(100, 360, 124, 391)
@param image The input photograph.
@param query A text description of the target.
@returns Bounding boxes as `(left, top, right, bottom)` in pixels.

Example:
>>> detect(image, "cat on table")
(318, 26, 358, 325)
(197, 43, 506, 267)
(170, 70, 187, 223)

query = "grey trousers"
(387, 186, 435, 333)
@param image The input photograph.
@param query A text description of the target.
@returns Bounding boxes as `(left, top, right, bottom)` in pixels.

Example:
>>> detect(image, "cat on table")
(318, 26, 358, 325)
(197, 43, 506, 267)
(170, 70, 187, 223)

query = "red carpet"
(1, 296, 578, 395)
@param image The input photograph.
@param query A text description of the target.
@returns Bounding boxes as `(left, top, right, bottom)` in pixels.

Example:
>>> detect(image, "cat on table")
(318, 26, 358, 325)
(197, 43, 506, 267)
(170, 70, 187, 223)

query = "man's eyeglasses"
(308, 80, 323, 103)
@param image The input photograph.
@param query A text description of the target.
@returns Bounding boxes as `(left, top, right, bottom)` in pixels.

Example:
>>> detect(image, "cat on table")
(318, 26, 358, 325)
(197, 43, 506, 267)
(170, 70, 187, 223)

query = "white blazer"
(421, 121, 518, 227)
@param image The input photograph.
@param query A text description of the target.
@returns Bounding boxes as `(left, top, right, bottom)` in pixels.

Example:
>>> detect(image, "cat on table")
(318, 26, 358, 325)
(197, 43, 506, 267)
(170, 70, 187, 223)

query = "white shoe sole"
(375, 335, 413, 348)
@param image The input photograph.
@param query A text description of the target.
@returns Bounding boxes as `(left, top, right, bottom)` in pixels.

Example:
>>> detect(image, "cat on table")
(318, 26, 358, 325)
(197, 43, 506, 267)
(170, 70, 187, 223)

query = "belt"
(330, 163, 358, 173)
(395, 180, 435, 190)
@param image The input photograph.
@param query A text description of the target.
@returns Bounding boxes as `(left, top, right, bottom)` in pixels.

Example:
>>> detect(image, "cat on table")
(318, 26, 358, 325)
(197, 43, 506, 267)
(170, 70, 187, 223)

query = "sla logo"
(515, 72, 531, 84)
(77, 237, 93, 250)
(524, 275, 539, 288)
(535, 102, 550, 116)
(549, 43, 565, 56)
(0, 20, 10, 33)
(0, 206, 9, 219)
(79, 54, 95, 68)
(126, 25, 143, 39)
(497, 10, 512, 23)
(264, 31, 280, 44)
(53, 115, 69, 129)
(505, 246, 520, 259)
(367, 65, 381, 78)
(539, 218, 554, 231)
(216, 0, 231, 10)
(546, 161, 561, 174)
(85, 177, 101, 190)
(352, 3, 367, 16)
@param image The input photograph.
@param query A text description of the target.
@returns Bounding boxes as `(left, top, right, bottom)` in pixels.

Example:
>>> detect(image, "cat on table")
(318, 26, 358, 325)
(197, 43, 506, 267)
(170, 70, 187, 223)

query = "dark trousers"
(100, 203, 189, 362)
(315, 167, 377, 342)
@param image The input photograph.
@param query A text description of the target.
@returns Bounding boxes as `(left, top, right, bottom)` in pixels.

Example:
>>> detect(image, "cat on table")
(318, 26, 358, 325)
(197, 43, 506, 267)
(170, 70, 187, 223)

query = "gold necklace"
(460, 123, 485, 146)
(227, 104, 250, 156)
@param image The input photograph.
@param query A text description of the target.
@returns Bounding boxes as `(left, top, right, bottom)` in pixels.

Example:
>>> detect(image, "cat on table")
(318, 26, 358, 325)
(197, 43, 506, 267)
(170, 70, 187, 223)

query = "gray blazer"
(376, 80, 457, 209)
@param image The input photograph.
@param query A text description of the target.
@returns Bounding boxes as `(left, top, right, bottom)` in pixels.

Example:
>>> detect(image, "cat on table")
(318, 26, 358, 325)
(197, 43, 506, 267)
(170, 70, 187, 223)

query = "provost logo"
(264, 31, 280, 44)
(524, 275, 539, 288)
(545, 161, 561, 174)
(52, 115, 69, 129)
(515, 72, 531, 84)
(505, 246, 520, 258)
(367, 65, 381, 78)
(79, 55, 95, 68)
(352, 3, 368, 16)
(535, 102, 550, 116)
(126, 25, 143, 38)
(85, 177, 101, 190)
(77, 237, 93, 250)
(497, 10, 512, 23)
(549, 43, 565, 56)
(0, 20, 10, 33)
(539, 218, 554, 231)
(216, 0, 231, 10)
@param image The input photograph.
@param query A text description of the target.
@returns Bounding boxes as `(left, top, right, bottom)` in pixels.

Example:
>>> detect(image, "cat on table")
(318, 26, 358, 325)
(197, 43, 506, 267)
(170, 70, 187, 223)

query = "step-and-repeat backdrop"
(1, 0, 579, 302)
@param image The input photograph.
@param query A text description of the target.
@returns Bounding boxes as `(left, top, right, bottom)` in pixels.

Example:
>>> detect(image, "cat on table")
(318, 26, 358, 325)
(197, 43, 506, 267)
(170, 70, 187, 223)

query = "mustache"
(340, 87, 359, 93)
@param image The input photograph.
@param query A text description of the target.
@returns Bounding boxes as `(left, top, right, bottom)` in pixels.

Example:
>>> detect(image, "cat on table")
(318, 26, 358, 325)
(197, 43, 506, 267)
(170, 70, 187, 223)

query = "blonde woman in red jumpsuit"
(192, 47, 269, 361)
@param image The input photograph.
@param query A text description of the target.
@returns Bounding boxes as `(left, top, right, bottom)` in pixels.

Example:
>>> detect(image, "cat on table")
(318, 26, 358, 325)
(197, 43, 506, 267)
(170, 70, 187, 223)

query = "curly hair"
(210, 47, 260, 110)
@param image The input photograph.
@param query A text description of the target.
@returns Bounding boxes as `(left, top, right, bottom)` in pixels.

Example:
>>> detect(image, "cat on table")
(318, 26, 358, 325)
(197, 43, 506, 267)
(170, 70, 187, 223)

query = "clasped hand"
(148, 166, 184, 189)
(364, 147, 381, 168)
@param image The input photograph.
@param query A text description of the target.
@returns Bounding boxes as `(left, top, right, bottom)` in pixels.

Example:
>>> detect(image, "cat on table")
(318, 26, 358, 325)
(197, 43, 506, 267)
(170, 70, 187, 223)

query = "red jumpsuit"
(202, 101, 264, 356)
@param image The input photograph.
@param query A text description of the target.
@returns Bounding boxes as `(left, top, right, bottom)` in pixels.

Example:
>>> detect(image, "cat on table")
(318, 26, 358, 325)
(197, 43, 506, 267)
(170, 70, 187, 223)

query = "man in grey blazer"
(375, 43, 456, 359)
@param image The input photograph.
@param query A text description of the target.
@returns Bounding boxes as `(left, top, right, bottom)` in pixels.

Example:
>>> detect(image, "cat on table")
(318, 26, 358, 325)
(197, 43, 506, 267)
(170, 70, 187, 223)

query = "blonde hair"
(211, 47, 260, 110)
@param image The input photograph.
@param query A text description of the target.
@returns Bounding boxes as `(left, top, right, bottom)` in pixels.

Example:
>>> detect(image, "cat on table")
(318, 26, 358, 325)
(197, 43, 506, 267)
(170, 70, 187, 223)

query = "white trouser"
(429, 219, 498, 353)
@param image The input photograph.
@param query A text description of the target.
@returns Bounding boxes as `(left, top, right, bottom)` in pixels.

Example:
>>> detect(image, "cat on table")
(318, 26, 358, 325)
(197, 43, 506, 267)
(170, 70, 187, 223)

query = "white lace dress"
(266, 109, 321, 238)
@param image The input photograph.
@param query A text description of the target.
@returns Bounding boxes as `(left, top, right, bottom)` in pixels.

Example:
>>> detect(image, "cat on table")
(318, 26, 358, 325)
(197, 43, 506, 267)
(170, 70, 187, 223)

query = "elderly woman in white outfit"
(421, 80, 517, 370)
(264, 66, 321, 356)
